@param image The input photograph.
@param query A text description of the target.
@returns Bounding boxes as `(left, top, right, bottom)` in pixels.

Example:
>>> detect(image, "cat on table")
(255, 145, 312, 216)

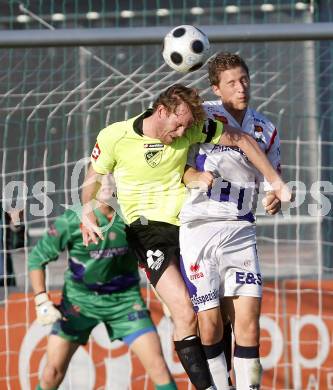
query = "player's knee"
(147, 356, 171, 383)
(172, 301, 197, 328)
(198, 310, 223, 345)
(199, 318, 221, 345)
(235, 317, 260, 345)
(42, 364, 65, 387)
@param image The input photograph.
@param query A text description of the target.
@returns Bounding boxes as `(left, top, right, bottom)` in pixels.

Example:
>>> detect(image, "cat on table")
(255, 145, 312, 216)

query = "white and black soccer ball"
(162, 25, 210, 73)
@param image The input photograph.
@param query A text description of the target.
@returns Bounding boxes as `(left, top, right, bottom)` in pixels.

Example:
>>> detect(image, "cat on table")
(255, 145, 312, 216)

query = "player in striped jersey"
(180, 53, 283, 389)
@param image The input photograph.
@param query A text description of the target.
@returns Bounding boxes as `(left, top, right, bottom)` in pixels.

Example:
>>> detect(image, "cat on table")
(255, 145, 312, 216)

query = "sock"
(233, 345, 262, 390)
(36, 384, 57, 390)
(155, 381, 178, 390)
(174, 335, 212, 390)
(203, 340, 229, 390)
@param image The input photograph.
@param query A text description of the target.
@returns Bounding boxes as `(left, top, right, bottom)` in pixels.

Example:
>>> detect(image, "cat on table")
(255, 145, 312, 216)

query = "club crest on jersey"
(144, 150, 162, 167)
(189, 263, 204, 280)
(254, 125, 265, 143)
(132, 303, 143, 311)
(109, 232, 117, 240)
(47, 224, 58, 237)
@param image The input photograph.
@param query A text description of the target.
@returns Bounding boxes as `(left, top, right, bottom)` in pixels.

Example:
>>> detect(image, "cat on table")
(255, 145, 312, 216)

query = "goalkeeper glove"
(34, 292, 62, 325)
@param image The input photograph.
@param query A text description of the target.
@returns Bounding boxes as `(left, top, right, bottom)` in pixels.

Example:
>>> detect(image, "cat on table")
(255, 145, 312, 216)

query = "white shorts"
(179, 220, 262, 313)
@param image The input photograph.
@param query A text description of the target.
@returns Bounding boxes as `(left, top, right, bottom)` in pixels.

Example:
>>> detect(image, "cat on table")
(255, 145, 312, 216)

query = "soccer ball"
(162, 25, 210, 73)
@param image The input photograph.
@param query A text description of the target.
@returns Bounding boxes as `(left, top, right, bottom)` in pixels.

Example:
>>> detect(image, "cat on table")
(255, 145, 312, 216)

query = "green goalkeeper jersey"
(91, 109, 223, 225)
(28, 206, 139, 294)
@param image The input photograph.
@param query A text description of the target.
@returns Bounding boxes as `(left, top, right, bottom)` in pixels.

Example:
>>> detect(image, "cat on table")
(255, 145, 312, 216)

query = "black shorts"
(125, 219, 180, 287)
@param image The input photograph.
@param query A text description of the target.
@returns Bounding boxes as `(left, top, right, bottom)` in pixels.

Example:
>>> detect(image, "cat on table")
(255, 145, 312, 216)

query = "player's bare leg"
(38, 335, 79, 390)
(155, 258, 197, 339)
(224, 296, 262, 390)
(198, 307, 230, 389)
(130, 331, 177, 389)
(155, 257, 213, 389)
(151, 285, 171, 317)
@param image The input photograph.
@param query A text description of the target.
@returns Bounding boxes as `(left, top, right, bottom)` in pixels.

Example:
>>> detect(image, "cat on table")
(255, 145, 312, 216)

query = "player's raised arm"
(81, 164, 104, 246)
(218, 124, 291, 202)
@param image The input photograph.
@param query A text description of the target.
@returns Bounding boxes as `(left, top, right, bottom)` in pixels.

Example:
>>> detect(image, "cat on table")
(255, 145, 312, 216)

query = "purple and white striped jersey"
(180, 100, 281, 224)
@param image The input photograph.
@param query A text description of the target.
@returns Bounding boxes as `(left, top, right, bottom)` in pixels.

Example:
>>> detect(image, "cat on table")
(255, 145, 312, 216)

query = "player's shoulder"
(46, 206, 80, 237)
(203, 101, 230, 124)
(203, 100, 221, 108)
(98, 115, 137, 141)
(251, 108, 277, 134)
(61, 205, 82, 225)
(203, 100, 223, 113)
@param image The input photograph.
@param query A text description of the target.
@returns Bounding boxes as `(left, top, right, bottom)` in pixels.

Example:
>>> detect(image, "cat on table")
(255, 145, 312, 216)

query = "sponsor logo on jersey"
(210, 144, 245, 156)
(191, 289, 219, 306)
(128, 310, 149, 321)
(235, 271, 262, 286)
(213, 114, 229, 124)
(146, 249, 164, 270)
(90, 246, 128, 259)
(144, 143, 164, 149)
(144, 150, 162, 167)
(189, 263, 204, 280)
(254, 117, 266, 125)
(47, 224, 58, 237)
(91, 142, 101, 160)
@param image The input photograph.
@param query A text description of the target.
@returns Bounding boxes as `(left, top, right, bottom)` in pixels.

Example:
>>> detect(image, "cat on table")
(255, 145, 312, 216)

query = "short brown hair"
(208, 52, 249, 86)
(152, 84, 205, 123)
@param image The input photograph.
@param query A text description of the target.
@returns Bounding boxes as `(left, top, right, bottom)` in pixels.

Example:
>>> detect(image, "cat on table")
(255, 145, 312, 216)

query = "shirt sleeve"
(186, 144, 200, 168)
(28, 212, 72, 271)
(90, 125, 117, 174)
(186, 118, 224, 145)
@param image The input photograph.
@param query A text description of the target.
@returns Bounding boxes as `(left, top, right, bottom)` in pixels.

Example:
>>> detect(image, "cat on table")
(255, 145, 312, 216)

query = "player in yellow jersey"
(81, 84, 291, 390)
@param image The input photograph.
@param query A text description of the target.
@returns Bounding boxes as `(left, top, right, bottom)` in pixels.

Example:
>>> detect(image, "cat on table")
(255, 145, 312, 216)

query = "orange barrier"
(1, 282, 332, 389)
(260, 280, 333, 389)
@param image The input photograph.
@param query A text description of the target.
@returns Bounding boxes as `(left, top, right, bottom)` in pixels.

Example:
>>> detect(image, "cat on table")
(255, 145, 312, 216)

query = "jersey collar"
(133, 109, 153, 136)
(219, 102, 251, 129)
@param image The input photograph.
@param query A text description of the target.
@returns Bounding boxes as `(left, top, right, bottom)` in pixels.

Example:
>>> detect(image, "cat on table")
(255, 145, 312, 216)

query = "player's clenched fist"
(34, 292, 62, 325)
(184, 167, 215, 191)
(262, 192, 281, 215)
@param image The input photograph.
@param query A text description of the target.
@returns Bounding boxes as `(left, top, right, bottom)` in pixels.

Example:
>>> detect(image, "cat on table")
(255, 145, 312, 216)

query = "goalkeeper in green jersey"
(28, 176, 176, 390)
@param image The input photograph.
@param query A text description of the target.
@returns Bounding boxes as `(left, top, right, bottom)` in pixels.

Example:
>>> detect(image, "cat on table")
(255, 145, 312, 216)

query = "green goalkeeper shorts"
(51, 282, 155, 345)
